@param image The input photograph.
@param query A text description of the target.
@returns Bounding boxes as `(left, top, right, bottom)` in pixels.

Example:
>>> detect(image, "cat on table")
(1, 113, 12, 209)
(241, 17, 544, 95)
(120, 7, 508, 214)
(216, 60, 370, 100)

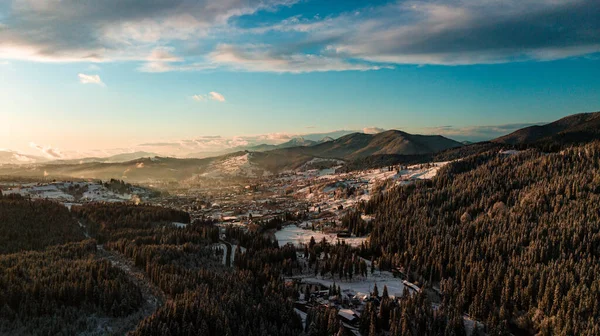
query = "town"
(0, 159, 488, 335)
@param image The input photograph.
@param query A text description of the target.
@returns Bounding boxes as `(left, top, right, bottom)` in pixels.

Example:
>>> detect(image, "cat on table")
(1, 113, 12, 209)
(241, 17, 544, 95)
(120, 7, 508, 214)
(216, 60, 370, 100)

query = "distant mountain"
(268, 130, 463, 160)
(493, 112, 600, 146)
(48, 151, 160, 165)
(185, 132, 355, 158)
(296, 130, 356, 142)
(232, 137, 319, 153)
(277, 137, 317, 148)
(102, 151, 159, 163)
(0, 130, 461, 181)
(0, 150, 48, 165)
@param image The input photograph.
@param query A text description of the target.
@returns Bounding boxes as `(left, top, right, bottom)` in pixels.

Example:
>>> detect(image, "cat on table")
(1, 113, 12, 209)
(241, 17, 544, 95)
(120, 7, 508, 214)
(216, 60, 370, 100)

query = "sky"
(0, 0, 599, 159)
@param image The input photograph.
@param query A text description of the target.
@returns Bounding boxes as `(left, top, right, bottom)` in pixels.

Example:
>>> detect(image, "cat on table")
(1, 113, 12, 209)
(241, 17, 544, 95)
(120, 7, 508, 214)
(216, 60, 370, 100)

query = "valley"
(2, 112, 600, 335)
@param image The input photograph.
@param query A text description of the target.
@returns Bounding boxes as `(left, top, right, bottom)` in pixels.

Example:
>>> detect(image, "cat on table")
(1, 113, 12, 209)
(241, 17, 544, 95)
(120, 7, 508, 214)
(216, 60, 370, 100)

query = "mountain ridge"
(493, 111, 600, 146)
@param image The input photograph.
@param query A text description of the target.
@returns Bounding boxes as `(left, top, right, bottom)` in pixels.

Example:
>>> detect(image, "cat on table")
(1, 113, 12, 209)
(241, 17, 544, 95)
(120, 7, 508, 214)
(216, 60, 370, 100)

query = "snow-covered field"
(201, 153, 271, 178)
(3, 183, 76, 201)
(1, 181, 150, 203)
(295, 270, 413, 300)
(275, 224, 367, 248)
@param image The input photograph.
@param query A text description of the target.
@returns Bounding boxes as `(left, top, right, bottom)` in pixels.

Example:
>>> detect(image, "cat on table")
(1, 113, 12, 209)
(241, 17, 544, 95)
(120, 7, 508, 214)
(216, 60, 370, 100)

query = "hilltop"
(493, 111, 600, 147)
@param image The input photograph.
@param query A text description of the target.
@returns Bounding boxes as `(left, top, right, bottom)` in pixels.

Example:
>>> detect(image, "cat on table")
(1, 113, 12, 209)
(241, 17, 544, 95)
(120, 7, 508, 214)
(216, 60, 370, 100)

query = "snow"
(297, 158, 344, 171)
(297, 270, 409, 300)
(275, 224, 367, 248)
(201, 153, 270, 178)
(294, 308, 308, 329)
(3, 183, 75, 201)
(2, 181, 153, 204)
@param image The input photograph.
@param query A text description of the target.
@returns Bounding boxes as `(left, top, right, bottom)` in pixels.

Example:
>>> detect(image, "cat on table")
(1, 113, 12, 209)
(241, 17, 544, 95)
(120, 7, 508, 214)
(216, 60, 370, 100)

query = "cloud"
(265, 0, 600, 66)
(29, 142, 63, 159)
(1, 0, 598, 72)
(206, 44, 389, 73)
(363, 127, 386, 134)
(78, 73, 105, 86)
(192, 91, 226, 102)
(0, 0, 297, 63)
(139, 47, 184, 72)
(208, 91, 225, 102)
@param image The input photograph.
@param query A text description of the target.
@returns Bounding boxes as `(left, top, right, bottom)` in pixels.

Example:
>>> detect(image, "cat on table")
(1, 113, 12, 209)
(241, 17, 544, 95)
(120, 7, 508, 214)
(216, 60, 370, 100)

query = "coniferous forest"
(364, 142, 600, 335)
(1, 0, 599, 333)
(2, 141, 600, 335)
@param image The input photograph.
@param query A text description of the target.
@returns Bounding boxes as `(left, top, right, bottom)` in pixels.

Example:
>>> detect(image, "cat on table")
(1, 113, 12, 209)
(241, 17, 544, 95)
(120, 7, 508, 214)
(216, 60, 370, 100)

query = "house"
(338, 309, 360, 324)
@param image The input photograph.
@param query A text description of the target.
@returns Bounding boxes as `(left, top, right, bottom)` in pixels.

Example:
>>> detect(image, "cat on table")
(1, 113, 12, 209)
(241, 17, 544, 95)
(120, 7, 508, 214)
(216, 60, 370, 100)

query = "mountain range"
(185, 136, 334, 158)
(260, 130, 463, 161)
(1, 111, 599, 182)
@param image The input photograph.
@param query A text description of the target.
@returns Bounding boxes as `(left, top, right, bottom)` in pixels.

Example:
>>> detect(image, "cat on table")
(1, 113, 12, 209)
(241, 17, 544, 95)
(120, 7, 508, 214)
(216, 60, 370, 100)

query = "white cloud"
(29, 142, 63, 159)
(363, 127, 386, 134)
(192, 92, 226, 102)
(209, 91, 225, 102)
(78, 73, 105, 86)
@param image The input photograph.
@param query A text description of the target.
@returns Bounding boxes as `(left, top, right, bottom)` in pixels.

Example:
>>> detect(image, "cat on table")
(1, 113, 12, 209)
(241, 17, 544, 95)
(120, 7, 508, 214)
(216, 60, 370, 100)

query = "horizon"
(1, 122, 555, 160)
(1, 0, 599, 159)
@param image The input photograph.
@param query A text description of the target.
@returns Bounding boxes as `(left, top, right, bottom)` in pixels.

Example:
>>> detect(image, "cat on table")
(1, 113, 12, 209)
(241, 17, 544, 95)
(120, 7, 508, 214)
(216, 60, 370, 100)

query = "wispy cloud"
(29, 142, 63, 159)
(78, 73, 105, 86)
(192, 94, 206, 102)
(192, 91, 226, 102)
(205, 43, 390, 73)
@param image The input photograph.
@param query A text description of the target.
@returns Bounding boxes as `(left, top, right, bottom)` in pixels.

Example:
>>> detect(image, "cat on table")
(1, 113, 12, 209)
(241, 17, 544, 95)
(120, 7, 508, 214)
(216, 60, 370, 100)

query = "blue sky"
(0, 0, 599, 158)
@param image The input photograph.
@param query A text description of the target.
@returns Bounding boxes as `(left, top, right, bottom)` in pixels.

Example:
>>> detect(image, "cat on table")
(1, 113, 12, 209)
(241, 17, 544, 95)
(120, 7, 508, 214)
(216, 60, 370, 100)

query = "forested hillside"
(101, 220, 303, 336)
(365, 142, 600, 335)
(0, 241, 144, 335)
(71, 203, 190, 243)
(0, 194, 85, 254)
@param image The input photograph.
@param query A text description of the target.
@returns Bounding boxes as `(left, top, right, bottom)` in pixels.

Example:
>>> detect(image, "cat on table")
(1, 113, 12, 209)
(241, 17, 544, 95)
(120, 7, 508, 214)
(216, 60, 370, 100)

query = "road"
(95, 245, 167, 335)
(220, 239, 232, 267)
